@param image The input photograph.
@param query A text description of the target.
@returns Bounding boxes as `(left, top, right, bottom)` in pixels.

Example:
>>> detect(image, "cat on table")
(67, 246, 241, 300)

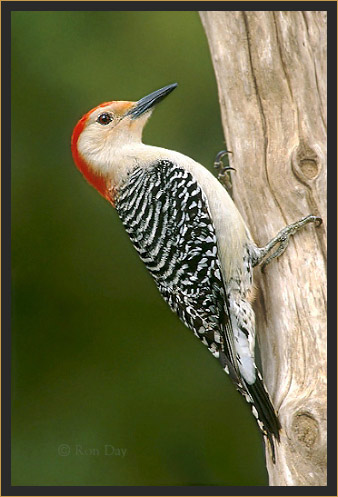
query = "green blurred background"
(11, 10, 267, 486)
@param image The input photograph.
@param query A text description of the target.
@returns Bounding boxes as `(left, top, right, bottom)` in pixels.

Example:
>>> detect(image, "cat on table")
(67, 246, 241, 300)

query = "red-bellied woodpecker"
(71, 83, 321, 462)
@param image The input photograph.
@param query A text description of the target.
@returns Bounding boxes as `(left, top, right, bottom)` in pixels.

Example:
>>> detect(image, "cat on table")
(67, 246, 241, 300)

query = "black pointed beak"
(127, 83, 178, 119)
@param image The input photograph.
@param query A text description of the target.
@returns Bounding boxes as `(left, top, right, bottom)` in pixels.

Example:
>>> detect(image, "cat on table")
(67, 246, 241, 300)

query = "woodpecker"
(71, 83, 321, 462)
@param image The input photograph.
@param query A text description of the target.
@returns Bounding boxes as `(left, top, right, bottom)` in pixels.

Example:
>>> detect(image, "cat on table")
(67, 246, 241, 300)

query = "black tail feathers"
(244, 375, 281, 463)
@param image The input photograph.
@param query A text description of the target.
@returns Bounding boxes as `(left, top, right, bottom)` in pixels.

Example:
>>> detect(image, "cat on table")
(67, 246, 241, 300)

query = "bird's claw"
(214, 150, 235, 196)
(214, 150, 235, 171)
(259, 214, 322, 272)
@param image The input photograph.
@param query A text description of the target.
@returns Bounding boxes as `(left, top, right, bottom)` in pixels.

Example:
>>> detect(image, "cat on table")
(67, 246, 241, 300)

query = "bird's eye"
(97, 113, 113, 125)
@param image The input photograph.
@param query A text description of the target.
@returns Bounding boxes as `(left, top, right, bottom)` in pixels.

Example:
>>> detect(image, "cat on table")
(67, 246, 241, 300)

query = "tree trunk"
(199, 11, 327, 486)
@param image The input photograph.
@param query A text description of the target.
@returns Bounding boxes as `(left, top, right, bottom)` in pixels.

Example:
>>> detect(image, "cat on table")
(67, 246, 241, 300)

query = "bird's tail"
(243, 374, 281, 463)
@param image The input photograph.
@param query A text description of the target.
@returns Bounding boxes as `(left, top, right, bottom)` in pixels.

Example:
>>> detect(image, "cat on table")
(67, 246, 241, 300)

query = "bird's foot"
(253, 215, 322, 272)
(214, 149, 235, 196)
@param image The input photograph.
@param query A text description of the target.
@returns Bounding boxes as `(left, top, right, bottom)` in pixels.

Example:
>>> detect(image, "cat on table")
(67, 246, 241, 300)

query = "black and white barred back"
(116, 159, 280, 459)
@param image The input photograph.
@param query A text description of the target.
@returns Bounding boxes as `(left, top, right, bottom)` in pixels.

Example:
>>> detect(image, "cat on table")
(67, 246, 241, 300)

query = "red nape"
(71, 103, 114, 204)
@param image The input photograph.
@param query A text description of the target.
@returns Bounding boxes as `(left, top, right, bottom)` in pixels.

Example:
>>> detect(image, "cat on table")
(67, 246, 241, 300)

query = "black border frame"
(2, 1, 336, 496)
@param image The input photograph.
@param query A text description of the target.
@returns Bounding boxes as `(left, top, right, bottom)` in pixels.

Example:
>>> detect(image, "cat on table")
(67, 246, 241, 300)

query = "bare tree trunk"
(200, 11, 327, 486)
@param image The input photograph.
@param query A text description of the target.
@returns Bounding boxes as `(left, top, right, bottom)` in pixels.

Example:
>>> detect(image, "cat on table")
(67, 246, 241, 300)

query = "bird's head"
(71, 83, 178, 204)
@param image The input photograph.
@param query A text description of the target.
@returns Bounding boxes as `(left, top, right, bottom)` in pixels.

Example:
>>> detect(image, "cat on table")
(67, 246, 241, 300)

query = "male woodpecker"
(71, 83, 321, 462)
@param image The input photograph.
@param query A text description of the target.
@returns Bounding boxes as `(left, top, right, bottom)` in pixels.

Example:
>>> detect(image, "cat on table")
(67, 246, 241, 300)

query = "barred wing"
(115, 160, 242, 382)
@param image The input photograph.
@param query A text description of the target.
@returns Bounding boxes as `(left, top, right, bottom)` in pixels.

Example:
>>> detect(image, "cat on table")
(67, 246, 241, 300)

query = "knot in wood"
(292, 412, 319, 449)
(292, 141, 320, 182)
(299, 159, 318, 179)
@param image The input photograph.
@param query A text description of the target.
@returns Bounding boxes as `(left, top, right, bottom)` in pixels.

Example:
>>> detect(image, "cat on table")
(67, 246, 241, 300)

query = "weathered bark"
(200, 11, 327, 486)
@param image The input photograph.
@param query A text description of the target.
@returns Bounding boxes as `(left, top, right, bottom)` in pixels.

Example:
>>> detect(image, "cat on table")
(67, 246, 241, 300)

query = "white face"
(77, 101, 151, 177)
